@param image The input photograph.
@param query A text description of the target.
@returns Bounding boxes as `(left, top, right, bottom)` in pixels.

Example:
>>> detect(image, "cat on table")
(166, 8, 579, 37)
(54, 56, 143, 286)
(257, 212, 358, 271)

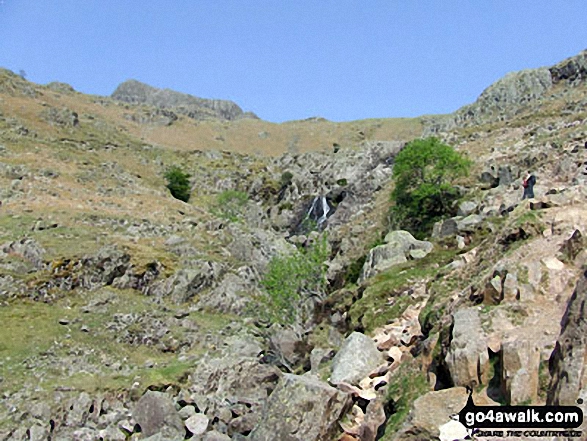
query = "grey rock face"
(111, 79, 257, 121)
(132, 391, 184, 439)
(330, 332, 383, 385)
(147, 261, 222, 304)
(502, 338, 540, 404)
(446, 308, 489, 388)
(548, 269, 587, 406)
(360, 231, 433, 281)
(0, 238, 45, 269)
(249, 374, 351, 441)
(424, 50, 587, 134)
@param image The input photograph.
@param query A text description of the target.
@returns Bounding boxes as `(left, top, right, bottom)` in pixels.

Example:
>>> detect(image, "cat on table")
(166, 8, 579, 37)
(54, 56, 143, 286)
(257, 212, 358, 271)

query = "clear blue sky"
(1, 1, 586, 122)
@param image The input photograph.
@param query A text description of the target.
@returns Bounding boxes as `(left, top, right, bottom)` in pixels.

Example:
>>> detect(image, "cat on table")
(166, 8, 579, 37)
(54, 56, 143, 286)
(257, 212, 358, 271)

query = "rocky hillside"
(0, 50, 586, 441)
(111, 80, 258, 122)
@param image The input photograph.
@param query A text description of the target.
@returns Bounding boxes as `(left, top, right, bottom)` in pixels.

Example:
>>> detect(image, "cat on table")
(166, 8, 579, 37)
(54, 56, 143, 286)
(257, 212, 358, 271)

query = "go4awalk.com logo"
(457, 390, 584, 438)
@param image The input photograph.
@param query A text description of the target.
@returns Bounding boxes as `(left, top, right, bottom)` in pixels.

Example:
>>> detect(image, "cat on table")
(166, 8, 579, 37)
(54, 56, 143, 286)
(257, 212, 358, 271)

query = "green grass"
(381, 359, 429, 439)
(349, 247, 459, 333)
(0, 287, 236, 395)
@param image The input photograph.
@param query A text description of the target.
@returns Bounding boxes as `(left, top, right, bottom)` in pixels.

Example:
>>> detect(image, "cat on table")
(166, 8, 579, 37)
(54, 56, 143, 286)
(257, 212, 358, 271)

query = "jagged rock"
(548, 269, 587, 406)
(269, 327, 306, 368)
(360, 231, 432, 281)
(249, 374, 351, 441)
(559, 229, 585, 263)
(147, 262, 221, 303)
(0, 238, 45, 269)
(501, 337, 541, 404)
(196, 267, 257, 314)
(112, 79, 255, 121)
(446, 308, 489, 388)
(132, 391, 184, 439)
(330, 332, 383, 385)
(189, 355, 280, 430)
(482, 274, 503, 305)
(65, 392, 94, 426)
(503, 272, 519, 302)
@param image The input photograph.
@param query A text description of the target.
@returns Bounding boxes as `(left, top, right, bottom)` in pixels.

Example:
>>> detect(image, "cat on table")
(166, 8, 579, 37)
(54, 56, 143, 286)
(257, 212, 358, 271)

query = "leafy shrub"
(164, 166, 191, 202)
(260, 235, 329, 324)
(280, 171, 294, 188)
(390, 137, 471, 238)
(212, 190, 249, 222)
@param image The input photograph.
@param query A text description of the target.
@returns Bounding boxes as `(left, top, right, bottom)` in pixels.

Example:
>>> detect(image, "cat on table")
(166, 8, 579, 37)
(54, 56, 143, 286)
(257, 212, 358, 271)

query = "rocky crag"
(0, 50, 586, 441)
(111, 80, 258, 122)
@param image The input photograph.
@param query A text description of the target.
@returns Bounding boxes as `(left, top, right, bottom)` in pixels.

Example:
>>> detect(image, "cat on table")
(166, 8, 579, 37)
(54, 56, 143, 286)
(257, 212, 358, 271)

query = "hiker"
(522, 171, 536, 200)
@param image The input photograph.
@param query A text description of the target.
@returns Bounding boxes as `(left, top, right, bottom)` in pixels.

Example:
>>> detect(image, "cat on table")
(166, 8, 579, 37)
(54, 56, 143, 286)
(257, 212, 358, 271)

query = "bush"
(260, 235, 329, 324)
(390, 137, 471, 238)
(164, 166, 191, 202)
(212, 190, 249, 222)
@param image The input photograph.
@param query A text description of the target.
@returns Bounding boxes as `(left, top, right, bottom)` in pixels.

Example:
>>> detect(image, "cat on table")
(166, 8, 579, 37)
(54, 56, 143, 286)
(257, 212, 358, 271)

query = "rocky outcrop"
(360, 231, 433, 281)
(446, 308, 489, 389)
(330, 332, 384, 385)
(424, 50, 587, 134)
(249, 374, 351, 441)
(548, 268, 587, 406)
(502, 337, 541, 404)
(111, 79, 256, 121)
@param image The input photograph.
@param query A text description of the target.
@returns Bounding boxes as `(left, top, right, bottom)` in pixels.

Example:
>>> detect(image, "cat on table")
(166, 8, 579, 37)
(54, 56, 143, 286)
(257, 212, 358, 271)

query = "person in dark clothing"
(522, 171, 536, 199)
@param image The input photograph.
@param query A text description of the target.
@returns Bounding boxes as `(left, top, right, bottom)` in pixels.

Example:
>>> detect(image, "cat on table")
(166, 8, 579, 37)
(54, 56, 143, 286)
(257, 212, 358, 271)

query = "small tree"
(260, 235, 329, 325)
(390, 137, 471, 237)
(164, 166, 191, 202)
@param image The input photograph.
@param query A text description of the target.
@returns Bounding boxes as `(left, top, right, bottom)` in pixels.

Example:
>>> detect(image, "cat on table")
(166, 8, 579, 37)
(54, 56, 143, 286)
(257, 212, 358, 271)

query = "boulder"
(185, 413, 209, 436)
(446, 308, 489, 388)
(330, 332, 383, 385)
(392, 387, 497, 441)
(432, 218, 459, 238)
(360, 231, 432, 281)
(132, 391, 184, 439)
(456, 214, 484, 233)
(457, 201, 478, 217)
(249, 374, 351, 441)
(501, 338, 541, 404)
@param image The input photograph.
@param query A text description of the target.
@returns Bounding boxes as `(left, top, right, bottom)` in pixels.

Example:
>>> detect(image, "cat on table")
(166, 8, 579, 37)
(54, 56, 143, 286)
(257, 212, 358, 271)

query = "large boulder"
(446, 308, 489, 389)
(132, 391, 184, 439)
(330, 332, 383, 385)
(501, 337, 541, 404)
(249, 374, 351, 441)
(392, 388, 497, 441)
(360, 231, 433, 281)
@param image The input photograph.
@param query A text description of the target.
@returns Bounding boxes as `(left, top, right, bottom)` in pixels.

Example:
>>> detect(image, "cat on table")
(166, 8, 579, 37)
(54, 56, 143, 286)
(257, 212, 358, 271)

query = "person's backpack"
(523, 179, 528, 188)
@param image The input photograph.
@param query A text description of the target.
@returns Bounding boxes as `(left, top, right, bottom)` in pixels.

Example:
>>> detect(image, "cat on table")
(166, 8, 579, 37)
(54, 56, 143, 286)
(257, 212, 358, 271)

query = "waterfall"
(305, 195, 331, 228)
(318, 196, 330, 226)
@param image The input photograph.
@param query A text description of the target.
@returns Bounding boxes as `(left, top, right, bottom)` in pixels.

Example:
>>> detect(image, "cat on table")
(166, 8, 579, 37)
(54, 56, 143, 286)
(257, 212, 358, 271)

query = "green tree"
(390, 137, 471, 237)
(164, 166, 191, 202)
(260, 235, 329, 325)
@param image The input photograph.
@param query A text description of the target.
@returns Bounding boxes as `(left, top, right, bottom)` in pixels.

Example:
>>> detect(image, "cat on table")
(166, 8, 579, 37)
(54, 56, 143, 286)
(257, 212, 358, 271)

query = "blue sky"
(1, 1, 586, 122)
